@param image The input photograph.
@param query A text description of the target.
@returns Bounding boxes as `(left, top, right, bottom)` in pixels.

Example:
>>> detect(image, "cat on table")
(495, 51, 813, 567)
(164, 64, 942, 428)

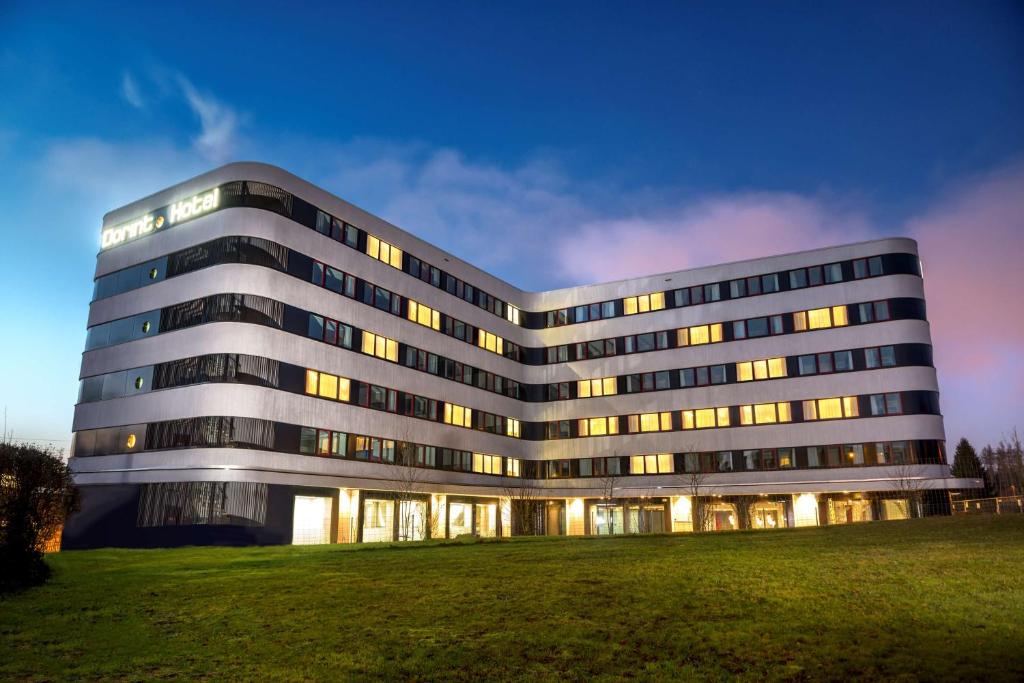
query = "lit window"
(777, 402, 792, 422)
(717, 407, 730, 426)
(695, 408, 716, 429)
(478, 329, 504, 354)
(366, 234, 403, 269)
(507, 418, 521, 438)
(444, 402, 473, 427)
(740, 405, 754, 425)
(682, 410, 695, 429)
(768, 357, 787, 378)
(472, 453, 502, 475)
(842, 396, 859, 417)
(407, 300, 441, 331)
(319, 373, 339, 400)
(623, 292, 666, 315)
(579, 416, 619, 437)
(832, 306, 849, 326)
(634, 412, 671, 432)
(630, 453, 673, 474)
(506, 458, 521, 477)
(754, 403, 777, 424)
(506, 305, 521, 325)
(807, 308, 832, 329)
(737, 361, 753, 382)
(680, 323, 723, 346)
(362, 331, 399, 362)
(578, 377, 618, 398)
(305, 370, 350, 401)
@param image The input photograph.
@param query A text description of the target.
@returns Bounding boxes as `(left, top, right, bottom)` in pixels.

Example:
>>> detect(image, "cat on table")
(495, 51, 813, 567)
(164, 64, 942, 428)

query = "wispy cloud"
(120, 71, 143, 109)
(175, 74, 239, 163)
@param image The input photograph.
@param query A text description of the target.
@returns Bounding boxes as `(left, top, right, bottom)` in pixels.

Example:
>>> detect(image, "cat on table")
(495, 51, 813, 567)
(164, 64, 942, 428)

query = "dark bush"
(0, 444, 79, 593)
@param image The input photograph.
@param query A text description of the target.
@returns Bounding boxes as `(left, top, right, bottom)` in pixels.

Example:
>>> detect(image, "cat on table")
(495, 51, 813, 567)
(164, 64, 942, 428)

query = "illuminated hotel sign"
(100, 187, 220, 250)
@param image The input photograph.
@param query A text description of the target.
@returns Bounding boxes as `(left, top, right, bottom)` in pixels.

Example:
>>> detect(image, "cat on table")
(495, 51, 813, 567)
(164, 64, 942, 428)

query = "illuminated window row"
(366, 234, 403, 269)
(361, 331, 399, 362)
(75, 418, 941, 474)
(630, 453, 674, 475)
(578, 416, 620, 437)
(578, 377, 617, 398)
(544, 392, 936, 439)
(682, 407, 731, 429)
(444, 402, 473, 428)
(541, 297, 920, 365)
(541, 253, 904, 328)
(739, 402, 792, 425)
(737, 357, 787, 382)
(472, 452, 504, 475)
(623, 292, 666, 315)
(677, 323, 724, 347)
(478, 329, 505, 355)
(803, 397, 859, 420)
(407, 300, 441, 330)
(305, 370, 352, 402)
(793, 306, 848, 331)
(629, 412, 673, 433)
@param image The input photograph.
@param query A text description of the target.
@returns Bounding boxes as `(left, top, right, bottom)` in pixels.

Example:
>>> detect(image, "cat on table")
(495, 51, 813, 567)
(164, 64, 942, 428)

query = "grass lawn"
(2, 516, 1023, 681)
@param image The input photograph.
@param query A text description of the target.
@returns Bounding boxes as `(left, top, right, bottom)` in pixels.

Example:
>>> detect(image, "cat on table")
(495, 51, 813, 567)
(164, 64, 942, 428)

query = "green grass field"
(2, 516, 1023, 681)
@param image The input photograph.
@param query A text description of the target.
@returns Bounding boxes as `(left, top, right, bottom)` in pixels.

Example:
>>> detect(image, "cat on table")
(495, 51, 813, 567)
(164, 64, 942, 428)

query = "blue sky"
(0, 1, 1022, 453)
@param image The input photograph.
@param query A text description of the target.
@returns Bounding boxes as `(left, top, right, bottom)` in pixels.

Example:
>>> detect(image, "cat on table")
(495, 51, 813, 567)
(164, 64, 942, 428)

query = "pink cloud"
(557, 193, 875, 283)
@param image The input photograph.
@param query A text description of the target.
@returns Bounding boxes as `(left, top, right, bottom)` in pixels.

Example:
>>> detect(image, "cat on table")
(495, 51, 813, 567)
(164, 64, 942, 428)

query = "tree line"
(951, 430, 1024, 497)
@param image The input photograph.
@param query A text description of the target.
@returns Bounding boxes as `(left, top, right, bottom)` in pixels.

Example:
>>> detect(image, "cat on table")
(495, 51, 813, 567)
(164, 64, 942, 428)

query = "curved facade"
(63, 162, 977, 548)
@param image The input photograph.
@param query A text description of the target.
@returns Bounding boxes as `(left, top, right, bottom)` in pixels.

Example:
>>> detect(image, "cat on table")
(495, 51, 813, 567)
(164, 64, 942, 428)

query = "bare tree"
(387, 425, 428, 541)
(502, 480, 541, 536)
(678, 450, 713, 532)
(889, 464, 932, 518)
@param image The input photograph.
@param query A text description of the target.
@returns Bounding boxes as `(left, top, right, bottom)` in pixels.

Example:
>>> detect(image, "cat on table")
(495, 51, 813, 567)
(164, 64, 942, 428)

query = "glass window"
(710, 365, 727, 384)
(747, 317, 769, 337)
(798, 355, 816, 375)
(874, 301, 890, 321)
(733, 320, 746, 339)
(865, 347, 881, 369)
(680, 368, 695, 387)
(824, 263, 843, 283)
(869, 256, 883, 276)
(833, 305, 849, 326)
(806, 446, 821, 468)
(880, 345, 896, 367)
(704, 283, 721, 302)
(834, 350, 853, 372)
(767, 357, 786, 378)
(842, 396, 859, 417)
(729, 279, 746, 298)
(761, 273, 779, 293)
(885, 393, 902, 414)
(299, 427, 317, 455)
(817, 353, 833, 374)
(870, 394, 886, 416)
(853, 258, 868, 279)
(808, 265, 823, 286)
(818, 398, 843, 420)
(789, 269, 807, 289)
(737, 360, 753, 382)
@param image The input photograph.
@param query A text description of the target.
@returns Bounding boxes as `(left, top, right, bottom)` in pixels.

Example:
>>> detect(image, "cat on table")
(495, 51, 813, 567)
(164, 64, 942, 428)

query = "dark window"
(824, 263, 843, 283)
(798, 355, 817, 375)
(789, 269, 807, 289)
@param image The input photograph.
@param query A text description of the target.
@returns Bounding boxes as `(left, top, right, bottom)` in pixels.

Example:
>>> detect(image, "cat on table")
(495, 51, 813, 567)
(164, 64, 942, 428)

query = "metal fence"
(951, 496, 1024, 516)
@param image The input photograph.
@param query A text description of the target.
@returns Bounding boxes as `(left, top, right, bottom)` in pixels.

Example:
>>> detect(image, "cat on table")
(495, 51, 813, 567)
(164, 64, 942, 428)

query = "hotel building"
(63, 163, 977, 548)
